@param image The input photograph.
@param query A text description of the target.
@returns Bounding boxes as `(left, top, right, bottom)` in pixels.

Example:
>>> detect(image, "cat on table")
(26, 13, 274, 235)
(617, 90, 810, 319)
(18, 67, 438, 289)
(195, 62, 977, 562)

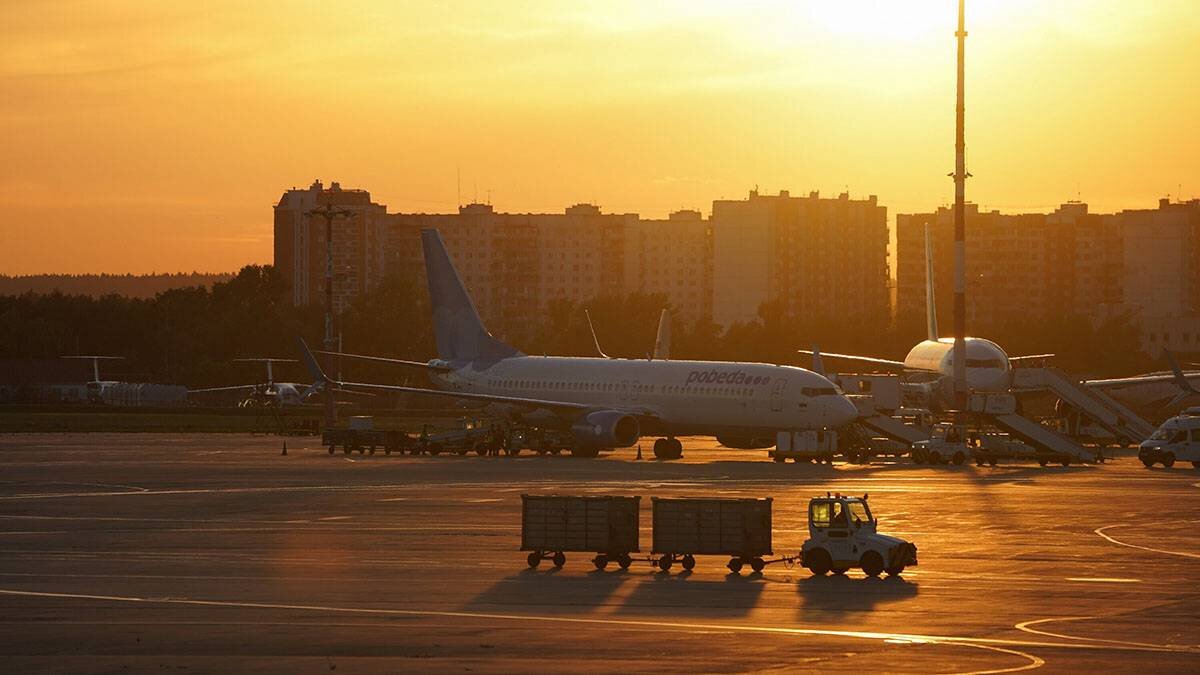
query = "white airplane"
(300, 229, 858, 459)
(189, 359, 313, 407)
(62, 355, 126, 403)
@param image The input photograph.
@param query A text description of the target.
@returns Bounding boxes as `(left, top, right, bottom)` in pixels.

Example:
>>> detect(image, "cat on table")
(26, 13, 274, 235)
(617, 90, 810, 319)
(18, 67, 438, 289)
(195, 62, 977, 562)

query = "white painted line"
(1094, 525, 1200, 560)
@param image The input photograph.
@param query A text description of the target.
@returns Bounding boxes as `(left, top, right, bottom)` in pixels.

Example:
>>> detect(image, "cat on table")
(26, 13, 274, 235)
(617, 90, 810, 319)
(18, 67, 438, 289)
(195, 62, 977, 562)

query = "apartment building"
(711, 189, 889, 327)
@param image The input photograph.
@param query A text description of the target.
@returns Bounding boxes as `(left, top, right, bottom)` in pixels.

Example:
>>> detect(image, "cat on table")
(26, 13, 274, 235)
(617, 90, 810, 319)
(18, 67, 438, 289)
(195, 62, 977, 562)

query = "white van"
(1138, 407, 1200, 468)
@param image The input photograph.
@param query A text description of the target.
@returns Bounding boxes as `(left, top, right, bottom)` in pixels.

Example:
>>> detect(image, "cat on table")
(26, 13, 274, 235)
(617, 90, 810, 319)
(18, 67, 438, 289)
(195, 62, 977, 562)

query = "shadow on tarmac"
(614, 568, 766, 617)
(465, 566, 630, 613)
(795, 573, 919, 616)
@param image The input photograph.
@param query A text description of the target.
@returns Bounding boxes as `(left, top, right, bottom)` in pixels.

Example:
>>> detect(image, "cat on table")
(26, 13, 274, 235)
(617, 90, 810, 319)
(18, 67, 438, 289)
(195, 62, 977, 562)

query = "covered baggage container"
(521, 495, 640, 570)
(651, 497, 773, 573)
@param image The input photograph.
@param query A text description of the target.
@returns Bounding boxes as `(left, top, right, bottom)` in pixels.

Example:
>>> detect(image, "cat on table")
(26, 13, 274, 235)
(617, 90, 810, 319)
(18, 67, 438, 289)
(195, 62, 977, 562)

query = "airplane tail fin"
(421, 229, 519, 362)
(653, 309, 670, 360)
(924, 222, 939, 342)
(810, 345, 826, 377)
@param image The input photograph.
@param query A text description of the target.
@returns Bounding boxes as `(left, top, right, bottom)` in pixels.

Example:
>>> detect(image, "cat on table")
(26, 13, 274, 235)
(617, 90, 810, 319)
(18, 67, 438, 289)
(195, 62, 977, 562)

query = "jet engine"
(571, 410, 640, 448)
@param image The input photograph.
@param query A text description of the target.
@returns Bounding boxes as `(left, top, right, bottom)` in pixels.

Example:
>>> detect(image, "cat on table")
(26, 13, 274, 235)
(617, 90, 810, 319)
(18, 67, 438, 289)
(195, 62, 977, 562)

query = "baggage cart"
(651, 497, 773, 573)
(521, 495, 640, 570)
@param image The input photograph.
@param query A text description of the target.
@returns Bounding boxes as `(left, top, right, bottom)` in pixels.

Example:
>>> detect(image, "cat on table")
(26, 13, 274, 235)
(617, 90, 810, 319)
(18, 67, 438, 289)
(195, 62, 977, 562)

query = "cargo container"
(651, 497, 772, 573)
(521, 495, 640, 570)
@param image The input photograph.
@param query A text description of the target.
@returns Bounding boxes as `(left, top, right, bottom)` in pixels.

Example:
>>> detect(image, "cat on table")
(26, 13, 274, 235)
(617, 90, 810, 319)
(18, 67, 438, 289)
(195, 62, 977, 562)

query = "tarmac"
(0, 433, 1197, 673)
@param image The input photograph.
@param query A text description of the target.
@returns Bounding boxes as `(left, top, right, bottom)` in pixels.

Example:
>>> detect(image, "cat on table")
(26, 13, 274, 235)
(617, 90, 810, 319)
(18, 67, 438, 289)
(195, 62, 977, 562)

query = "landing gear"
(653, 437, 683, 460)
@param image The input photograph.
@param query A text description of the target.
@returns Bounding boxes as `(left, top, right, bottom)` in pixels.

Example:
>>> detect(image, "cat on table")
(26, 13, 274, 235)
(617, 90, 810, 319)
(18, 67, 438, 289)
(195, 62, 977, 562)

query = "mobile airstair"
(1011, 367, 1154, 445)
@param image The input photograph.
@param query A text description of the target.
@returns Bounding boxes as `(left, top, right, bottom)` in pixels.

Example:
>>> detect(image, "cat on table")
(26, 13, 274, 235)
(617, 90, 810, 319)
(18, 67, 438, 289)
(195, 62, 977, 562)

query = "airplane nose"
(831, 396, 859, 427)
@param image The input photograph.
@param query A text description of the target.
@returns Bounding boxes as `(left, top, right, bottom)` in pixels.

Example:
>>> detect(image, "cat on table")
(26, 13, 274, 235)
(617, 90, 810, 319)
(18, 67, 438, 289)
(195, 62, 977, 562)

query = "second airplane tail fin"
(421, 229, 519, 362)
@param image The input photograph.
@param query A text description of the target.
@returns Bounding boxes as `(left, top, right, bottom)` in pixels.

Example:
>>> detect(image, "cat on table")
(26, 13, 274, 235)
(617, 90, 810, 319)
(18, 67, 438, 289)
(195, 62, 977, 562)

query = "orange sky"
(2, 0, 1197, 274)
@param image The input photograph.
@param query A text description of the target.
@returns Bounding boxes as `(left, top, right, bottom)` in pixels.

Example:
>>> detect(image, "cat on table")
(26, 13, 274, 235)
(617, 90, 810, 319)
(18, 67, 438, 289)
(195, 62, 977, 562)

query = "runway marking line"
(1065, 578, 1141, 584)
(1015, 617, 1194, 652)
(0, 587, 1194, 658)
(1094, 523, 1200, 560)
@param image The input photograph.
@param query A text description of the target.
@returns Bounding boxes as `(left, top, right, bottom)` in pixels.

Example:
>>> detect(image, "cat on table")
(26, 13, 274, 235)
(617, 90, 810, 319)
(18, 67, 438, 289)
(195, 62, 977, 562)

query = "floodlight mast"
(307, 203, 355, 427)
(952, 0, 970, 409)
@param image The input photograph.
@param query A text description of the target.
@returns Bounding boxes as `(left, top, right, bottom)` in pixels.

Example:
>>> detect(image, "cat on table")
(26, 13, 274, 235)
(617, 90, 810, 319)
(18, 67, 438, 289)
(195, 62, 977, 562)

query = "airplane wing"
(797, 350, 905, 369)
(1009, 353, 1055, 362)
(1085, 372, 1200, 388)
(314, 350, 454, 372)
(188, 384, 258, 394)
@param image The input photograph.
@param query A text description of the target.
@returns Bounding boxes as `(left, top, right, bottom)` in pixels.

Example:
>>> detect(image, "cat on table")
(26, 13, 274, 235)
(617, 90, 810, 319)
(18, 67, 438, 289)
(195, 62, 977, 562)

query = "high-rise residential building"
(273, 180, 391, 311)
(896, 202, 1122, 332)
(625, 209, 713, 325)
(896, 198, 1199, 356)
(710, 190, 889, 327)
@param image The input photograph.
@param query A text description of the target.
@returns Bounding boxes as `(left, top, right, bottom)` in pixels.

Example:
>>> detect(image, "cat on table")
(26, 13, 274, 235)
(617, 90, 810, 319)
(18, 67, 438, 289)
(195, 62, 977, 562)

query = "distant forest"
(0, 264, 1161, 389)
(0, 273, 234, 298)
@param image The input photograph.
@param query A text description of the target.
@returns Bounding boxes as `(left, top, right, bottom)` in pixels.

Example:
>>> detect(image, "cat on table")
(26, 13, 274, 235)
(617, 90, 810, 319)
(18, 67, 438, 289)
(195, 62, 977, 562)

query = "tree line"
(0, 263, 1159, 389)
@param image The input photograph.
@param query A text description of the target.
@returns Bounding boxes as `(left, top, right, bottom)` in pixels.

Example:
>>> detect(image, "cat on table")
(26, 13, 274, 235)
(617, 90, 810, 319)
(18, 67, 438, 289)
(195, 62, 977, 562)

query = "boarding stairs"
(850, 396, 931, 447)
(1011, 367, 1155, 445)
(968, 392, 1096, 462)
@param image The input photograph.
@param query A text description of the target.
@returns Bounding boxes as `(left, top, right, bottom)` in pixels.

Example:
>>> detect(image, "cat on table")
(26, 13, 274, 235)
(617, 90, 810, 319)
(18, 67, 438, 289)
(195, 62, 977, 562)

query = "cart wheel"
(343, 446, 351, 455)
(1162, 452, 1175, 468)
(618, 555, 632, 570)
(975, 458, 984, 467)
(384, 447, 392, 455)
(357, 446, 365, 455)
(682, 555, 696, 571)
(1061, 458, 1072, 467)
(552, 552, 566, 568)
(369, 446, 376, 455)
(988, 458, 998, 467)
(328, 445, 335, 455)
(527, 551, 541, 569)
(928, 451, 942, 465)
(658, 556, 673, 572)
(727, 558, 744, 574)
(593, 555, 608, 570)
(952, 451, 965, 466)
(750, 557, 765, 573)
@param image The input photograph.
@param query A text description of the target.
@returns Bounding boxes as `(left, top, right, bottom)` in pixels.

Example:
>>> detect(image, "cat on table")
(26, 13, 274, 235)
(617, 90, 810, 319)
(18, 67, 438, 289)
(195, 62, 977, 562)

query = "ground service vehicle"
(911, 422, 969, 465)
(800, 494, 917, 577)
(1138, 407, 1200, 468)
(521, 495, 640, 569)
(771, 430, 838, 463)
(651, 497, 773, 573)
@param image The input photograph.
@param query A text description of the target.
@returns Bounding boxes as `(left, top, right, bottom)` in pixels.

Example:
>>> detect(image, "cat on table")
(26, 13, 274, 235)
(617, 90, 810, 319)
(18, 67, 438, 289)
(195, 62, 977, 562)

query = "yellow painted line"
(1015, 617, 1191, 652)
(1065, 578, 1141, 584)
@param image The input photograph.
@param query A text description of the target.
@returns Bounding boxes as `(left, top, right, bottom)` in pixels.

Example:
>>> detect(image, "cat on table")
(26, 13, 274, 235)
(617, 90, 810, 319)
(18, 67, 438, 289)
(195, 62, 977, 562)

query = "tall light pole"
(308, 203, 354, 428)
(952, 0, 970, 409)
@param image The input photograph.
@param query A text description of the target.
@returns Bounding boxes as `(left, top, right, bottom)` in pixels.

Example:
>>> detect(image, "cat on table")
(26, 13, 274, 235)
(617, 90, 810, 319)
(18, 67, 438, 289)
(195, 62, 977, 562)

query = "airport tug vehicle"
(800, 494, 917, 577)
(911, 422, 970, 465)
(1138, 407, 1200, 469)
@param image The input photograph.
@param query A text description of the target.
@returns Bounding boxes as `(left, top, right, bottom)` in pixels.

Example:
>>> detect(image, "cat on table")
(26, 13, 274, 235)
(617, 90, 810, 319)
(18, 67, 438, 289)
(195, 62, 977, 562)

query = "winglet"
(583, 309, 611, 359)
(297, 338, 329, 400)
(653, 309, 670, 361)
(1166, 349, 1197, 394)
